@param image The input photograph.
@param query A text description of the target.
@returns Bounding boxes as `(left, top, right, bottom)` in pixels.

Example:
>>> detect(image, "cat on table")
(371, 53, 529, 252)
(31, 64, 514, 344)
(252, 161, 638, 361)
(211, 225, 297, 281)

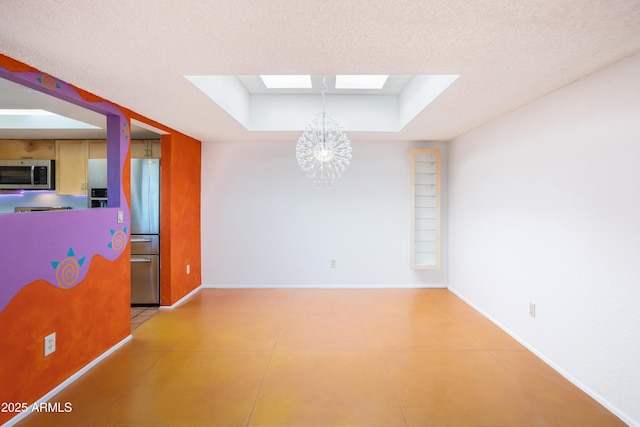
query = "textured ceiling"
(1, 0, 640, 143)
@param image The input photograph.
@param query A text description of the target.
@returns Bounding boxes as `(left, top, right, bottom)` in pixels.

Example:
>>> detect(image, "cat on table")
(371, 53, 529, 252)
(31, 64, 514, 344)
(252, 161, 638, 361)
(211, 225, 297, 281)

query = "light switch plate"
(117, 210, 124, 224)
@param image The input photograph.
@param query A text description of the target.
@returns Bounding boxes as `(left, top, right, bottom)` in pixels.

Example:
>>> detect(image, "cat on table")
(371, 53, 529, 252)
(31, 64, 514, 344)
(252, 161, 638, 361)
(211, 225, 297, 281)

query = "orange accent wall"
(0, 255, 130, 425)
(0, 54, 202, 424)
(160, 133, 202, 305)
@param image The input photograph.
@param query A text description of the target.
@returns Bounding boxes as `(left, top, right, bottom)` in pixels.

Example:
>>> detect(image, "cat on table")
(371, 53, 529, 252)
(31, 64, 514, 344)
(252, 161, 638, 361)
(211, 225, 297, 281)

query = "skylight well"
(186, 73, 460, 133)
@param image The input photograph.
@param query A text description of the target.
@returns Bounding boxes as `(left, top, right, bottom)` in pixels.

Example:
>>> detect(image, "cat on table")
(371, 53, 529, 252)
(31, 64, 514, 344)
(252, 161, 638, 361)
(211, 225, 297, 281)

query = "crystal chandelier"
(296, 77, 352, 188)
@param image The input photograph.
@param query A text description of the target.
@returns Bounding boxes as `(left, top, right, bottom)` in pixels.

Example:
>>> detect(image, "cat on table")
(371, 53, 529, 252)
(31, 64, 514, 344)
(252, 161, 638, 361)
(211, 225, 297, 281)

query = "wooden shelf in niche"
(410, 148, 440, 269)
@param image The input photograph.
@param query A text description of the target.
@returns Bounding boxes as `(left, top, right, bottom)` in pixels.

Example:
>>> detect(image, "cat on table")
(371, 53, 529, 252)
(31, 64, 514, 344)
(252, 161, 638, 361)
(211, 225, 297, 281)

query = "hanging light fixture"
(296, 76, 352, 188)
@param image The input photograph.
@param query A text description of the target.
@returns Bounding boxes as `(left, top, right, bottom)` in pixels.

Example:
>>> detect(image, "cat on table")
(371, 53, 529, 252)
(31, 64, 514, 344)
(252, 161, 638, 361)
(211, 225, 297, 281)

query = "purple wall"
(0, 67, 130, 312)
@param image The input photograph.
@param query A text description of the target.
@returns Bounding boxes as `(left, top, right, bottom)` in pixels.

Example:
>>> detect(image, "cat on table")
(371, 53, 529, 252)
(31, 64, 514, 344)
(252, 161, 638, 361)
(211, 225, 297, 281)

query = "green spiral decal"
(51, 248, 86, 289)
(108, 227, 127, 251)
(55, 257, 79, 289)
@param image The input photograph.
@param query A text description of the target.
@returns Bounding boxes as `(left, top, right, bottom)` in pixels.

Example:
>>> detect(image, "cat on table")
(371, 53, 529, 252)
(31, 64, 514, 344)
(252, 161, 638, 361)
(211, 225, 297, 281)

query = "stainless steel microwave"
(0, 159, 55, 190)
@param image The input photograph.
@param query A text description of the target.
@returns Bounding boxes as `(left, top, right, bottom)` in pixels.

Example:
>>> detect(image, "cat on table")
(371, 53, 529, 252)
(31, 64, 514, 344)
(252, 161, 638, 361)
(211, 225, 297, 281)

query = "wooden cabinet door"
(56, 140, 88, 195)
(131, 140, 161, 158)
(88, 140, 107, 159)
(149, 140, 161, 158)
(0, 140, 55, 159)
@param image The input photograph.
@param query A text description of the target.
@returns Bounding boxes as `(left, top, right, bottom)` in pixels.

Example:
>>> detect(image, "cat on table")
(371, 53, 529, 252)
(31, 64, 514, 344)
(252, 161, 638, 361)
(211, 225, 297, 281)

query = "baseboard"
(2, 334, 132, 427)
(200, 283, 447, 289)
(447, 286, 637, 427)
(159, 284, 203, 310)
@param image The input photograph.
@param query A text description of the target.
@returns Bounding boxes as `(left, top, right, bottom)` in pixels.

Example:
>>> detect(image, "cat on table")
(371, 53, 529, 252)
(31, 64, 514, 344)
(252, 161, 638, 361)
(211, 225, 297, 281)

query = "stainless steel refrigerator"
(130, 158, 161, 305)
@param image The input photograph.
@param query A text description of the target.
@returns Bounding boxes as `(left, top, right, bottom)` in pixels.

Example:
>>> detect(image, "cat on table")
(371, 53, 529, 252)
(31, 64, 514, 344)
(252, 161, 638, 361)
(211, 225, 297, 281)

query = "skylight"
(260, 75, 312, 89)
(335, 75, 389, 90)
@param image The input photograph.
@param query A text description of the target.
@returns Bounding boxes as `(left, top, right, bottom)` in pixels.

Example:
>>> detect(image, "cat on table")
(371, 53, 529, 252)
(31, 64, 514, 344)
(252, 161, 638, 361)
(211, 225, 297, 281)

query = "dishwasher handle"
(131, 257, 152, 263)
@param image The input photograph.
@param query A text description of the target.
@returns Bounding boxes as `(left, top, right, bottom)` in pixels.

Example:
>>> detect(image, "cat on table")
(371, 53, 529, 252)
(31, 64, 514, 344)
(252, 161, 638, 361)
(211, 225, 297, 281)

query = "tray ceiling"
(1, 0, 640, 142)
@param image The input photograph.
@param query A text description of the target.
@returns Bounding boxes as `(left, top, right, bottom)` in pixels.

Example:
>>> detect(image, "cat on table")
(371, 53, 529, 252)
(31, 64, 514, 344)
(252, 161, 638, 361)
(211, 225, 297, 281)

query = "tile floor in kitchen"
(130, 305, 160, 332)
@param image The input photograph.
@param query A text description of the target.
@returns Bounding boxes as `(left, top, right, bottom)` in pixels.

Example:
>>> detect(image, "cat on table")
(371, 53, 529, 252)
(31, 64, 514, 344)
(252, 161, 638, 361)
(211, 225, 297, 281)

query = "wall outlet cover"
(44, 332, 56, 357)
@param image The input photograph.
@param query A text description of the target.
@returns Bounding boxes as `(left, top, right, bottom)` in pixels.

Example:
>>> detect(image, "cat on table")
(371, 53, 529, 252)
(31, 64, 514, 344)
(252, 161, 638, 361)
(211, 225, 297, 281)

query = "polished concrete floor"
(16, 288, 624, 427)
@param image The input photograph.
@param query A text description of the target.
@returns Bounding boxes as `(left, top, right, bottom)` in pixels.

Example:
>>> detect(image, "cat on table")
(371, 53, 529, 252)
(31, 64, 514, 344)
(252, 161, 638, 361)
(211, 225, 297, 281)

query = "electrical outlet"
(186, 264, 191, 275)
(44, 332, 56, 357)
(329, 259, 337, 268)
(529, 303, 536, 318)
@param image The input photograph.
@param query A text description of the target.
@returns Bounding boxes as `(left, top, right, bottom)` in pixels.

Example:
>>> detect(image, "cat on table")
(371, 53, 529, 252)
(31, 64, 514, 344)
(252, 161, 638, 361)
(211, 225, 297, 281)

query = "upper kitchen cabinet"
(131, 140, 161, 158)
(88, 140, 107, 159)
(85, 139, 161, 159)
(55, 140, 88, 195)
(88, 139, 160, 159)
(0, 140, 55, 159)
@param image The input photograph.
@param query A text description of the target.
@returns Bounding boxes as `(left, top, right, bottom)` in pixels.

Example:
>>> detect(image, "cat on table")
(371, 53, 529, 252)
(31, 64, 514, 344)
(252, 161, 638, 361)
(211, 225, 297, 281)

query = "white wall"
(201, 139, 447, 287)
(448, 53, 640, 425)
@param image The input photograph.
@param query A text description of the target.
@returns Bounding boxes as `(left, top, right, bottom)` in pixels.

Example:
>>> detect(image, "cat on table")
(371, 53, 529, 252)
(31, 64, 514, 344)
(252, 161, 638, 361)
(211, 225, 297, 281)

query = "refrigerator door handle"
(131, 237, 152, 243)
(131, 257, 152, 263)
